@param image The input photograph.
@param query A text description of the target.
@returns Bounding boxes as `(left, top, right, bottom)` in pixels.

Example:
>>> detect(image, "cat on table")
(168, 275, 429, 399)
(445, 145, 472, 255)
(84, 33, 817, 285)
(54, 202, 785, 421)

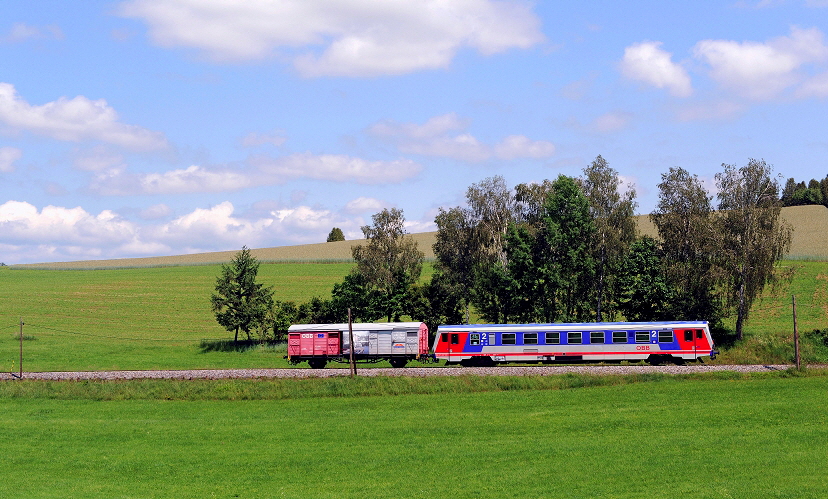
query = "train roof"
(288, 322, 424, 332)
(437, 321, 709, 332)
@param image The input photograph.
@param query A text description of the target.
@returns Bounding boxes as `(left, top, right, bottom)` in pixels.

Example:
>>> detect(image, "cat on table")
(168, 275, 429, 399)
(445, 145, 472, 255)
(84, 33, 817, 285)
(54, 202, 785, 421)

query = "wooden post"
(792, 295, 801, 369)
(18, 318, 23, 379)
(348, 308, 357, 378)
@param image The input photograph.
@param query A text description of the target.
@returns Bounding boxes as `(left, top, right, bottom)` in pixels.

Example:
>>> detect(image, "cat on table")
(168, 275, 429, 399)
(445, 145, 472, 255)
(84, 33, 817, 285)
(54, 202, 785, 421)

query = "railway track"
(0, 364, 808, 381)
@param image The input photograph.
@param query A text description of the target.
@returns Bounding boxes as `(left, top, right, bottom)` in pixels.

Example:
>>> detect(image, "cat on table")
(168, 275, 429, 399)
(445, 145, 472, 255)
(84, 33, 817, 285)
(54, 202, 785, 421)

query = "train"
(287, 320, 718, 368)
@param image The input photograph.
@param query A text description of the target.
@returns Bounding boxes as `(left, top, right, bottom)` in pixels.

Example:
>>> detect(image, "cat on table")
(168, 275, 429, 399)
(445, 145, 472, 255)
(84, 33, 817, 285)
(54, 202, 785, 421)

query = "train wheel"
(389, 358, 408, 368)
(308, 358, 327, 369)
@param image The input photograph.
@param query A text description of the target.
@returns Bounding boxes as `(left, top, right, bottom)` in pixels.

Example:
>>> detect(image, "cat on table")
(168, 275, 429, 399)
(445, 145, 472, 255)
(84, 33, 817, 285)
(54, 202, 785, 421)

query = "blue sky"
(2, 0, 828, 264)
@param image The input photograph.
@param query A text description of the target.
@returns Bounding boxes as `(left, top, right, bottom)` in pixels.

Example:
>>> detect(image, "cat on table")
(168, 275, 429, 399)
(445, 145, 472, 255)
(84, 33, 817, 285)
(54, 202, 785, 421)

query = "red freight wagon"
(287, 322, 430, 369)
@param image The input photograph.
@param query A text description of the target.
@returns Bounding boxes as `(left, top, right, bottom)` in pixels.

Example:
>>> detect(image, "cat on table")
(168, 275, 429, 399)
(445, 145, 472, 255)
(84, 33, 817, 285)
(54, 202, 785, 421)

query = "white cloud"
(252, 153, 422, 184)
(369, 113, 555, 162)
(620, 41, 693, 97)
(693, 27, 828, 100)
(139, 203, 172, 220)
(0, 146, 22, 172)
(119, 0, 544, 76)
(89, 165, 255, 195)
(0, 201, 138, 248)
(494, 135, 555, 159)
(2, 23, 64, 43)
(796, 70, 828, 97)
(343, 196, 388, 214)
(0, 83, 168, 150)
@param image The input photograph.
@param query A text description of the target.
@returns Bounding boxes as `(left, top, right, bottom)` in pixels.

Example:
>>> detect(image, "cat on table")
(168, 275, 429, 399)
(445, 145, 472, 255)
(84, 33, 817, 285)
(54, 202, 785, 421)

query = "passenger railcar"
(287, 322, 429, 369)
(433, 321, 717, 365)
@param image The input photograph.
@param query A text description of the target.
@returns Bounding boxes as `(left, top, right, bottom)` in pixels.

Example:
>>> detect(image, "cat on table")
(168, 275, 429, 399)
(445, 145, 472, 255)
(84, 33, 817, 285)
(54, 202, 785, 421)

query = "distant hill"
(12, 205, 828, 269)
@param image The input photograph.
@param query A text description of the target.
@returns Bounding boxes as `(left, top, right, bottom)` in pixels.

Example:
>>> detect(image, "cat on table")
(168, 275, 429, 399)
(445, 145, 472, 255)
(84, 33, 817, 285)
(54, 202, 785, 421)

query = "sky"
(2, 0, 828, 264)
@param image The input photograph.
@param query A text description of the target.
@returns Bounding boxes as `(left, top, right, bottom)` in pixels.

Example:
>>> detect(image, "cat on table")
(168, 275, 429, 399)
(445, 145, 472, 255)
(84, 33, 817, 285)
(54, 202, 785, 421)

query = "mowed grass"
(1, 373, 826, 498)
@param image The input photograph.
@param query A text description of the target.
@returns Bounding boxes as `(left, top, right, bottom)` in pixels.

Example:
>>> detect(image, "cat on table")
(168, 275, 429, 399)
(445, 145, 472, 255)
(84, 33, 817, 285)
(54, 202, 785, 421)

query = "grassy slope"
(1, 373, 826, 498)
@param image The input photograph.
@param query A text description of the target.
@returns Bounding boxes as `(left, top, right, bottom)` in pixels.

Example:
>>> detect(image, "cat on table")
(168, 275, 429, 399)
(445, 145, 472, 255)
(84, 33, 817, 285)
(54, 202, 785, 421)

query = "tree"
(350, 208, 424, 321)
(211, 246, 274, 342)
(579, 155, 637, 321)
(540, 175, 596, 322)
(715, 159, 793, 340)
(465, 175, 516, 268)
(326, 227, 345, 242)
(617, 237, 670, 321)
(651, 167, 721, 324)
(432, 206, 477, 322)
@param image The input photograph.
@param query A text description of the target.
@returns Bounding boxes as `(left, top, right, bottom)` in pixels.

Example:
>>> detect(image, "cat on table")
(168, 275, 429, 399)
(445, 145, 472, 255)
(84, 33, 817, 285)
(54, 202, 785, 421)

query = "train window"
(450, 334, 460, 344)
(502, 333, 516, 345)
(635, 331, 650, 343)
(696, 329, 704, 339)
(545, 332, 560, 344)
(524, 333, 538, 344)
(612, 331, 627, 343)
(590, 331, 605, 344)
(470, 333, 480, 346)
(567, 332, 582, 344)
(658, 331, 674, 343)
(684, 330, 693, 342)
(441, 333, 449, 343)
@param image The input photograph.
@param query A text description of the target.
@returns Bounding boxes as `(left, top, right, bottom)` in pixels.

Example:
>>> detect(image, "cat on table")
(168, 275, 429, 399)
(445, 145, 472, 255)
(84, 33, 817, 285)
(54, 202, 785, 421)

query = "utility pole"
(18, 317, 23, 379)
(348, 308, 357, 378)
(792, 295, 801, 370)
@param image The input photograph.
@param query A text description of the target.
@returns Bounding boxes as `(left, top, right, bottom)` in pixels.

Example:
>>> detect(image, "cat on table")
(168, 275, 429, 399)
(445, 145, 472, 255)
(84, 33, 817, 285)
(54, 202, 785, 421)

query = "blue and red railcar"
(433, 321, 717, 365)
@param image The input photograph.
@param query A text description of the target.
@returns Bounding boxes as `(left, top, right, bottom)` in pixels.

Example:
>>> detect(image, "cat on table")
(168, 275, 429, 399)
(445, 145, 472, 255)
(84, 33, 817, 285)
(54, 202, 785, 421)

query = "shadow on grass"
(712, 327, 739, 349)
(199, 338, 284, 353)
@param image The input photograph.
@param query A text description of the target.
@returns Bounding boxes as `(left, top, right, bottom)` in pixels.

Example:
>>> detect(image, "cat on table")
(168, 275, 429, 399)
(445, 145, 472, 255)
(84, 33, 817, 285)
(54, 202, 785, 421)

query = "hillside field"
(10, 205, 828, 269)
(1, 256, 827, 371)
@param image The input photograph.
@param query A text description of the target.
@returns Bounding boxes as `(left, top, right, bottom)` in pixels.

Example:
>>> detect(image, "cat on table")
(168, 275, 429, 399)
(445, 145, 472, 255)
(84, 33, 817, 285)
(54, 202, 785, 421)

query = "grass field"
(1, 257, 827, 371)
(1, 371, 826, 498)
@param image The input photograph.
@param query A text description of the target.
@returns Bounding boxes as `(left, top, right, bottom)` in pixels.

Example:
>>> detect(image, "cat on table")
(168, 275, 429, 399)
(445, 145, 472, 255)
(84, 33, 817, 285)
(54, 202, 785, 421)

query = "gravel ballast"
(0, 364, 807, 381)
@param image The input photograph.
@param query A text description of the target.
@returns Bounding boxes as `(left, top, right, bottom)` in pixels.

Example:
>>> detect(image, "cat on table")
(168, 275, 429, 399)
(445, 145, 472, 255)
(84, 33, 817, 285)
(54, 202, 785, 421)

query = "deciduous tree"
(580, 155, 637, 321)
(715, 159, 793, 340)
(350, 208, 424, 321)
(651, 167, 721, 325)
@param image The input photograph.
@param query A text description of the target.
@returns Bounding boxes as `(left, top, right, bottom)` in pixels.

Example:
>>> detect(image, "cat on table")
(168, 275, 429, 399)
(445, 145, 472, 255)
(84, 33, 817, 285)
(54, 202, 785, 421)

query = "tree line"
(212, 156, 793, 343)
(780, 174, 828, 208)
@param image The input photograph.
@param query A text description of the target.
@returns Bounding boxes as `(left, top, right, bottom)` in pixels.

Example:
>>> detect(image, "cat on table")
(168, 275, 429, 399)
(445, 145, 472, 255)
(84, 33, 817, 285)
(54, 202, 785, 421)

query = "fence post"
(348, 308, 357, 378)
(18, 317, 23, 379)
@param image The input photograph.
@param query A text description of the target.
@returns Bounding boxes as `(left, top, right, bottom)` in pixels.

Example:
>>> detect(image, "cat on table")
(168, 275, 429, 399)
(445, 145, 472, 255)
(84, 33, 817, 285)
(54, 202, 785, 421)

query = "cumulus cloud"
(0, 201, 139, 249)
(0, 146, 22, 172)
(369, 113, 555, 162)
(620, 41, 692, 97)
(343, 196, 388, 214)
(0, 199, 369, 263)
(693, 26, 828, 100)
(0, 82, 168, 150)
(251, 153, 422, 184)
(119, 0, 544, 76)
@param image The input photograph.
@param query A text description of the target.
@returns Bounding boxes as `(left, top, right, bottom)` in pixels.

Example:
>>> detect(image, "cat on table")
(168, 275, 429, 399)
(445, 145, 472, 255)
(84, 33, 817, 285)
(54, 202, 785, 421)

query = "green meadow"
(0, 258, 827, 371)
(1, 371, 826, 498)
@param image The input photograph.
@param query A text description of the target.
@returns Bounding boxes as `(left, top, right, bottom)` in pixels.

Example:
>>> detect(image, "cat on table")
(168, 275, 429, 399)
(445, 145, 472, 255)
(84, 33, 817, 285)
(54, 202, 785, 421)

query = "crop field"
(1, 371, 826, 498)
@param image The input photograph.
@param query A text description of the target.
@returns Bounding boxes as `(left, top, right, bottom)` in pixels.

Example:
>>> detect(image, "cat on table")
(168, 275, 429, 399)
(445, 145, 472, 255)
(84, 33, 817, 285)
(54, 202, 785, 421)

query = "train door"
(368, 330, 378, 356)
(679, 328, 702, 359)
